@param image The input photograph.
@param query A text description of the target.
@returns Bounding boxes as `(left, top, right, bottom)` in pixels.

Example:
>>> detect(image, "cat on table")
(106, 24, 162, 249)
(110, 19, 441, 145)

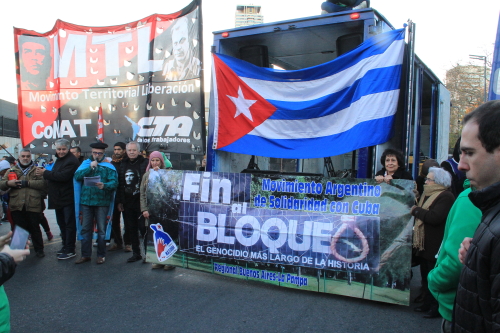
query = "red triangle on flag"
(213, 54, 277, 149)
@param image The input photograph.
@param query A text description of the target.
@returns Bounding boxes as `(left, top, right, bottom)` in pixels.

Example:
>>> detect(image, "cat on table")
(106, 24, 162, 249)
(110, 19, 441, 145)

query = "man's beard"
(19, 160, 33, 169)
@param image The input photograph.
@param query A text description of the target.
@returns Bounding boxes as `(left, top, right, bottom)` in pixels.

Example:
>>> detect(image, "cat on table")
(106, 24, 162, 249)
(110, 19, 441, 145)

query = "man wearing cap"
(73, 141, 118, 264)
(108, 142, 129, 252)
(36, 138, 79, 260)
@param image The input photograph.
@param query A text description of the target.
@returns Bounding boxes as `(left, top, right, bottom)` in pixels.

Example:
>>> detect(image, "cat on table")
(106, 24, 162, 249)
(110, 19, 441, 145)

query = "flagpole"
(404, 21, 415, 171)
(197, 0, 206, 158)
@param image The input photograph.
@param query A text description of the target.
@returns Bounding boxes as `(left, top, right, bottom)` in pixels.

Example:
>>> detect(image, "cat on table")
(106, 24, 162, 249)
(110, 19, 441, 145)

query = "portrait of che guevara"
(18, 35, 52, 91)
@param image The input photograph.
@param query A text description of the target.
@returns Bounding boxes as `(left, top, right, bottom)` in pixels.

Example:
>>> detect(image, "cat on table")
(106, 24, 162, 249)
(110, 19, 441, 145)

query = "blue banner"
(179, 202, 380, 272)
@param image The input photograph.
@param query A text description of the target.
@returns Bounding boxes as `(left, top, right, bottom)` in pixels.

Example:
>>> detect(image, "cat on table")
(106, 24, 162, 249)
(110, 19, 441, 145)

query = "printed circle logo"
(150, 223, 177, 262)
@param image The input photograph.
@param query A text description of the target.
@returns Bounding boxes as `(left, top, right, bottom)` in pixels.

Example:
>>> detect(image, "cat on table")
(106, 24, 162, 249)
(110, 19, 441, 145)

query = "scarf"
(413, 183, 447, 251)
(18, 160, 34, 176)
(112, 154, 123, 164)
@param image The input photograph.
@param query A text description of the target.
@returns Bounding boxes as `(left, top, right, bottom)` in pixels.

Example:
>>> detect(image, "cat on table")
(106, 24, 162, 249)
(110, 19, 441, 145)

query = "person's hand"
(118, 203, 124, 212)
(153, 166, 159, 171)
(0, 232, 12, 250)
(143, 211, 150, 219)
(410, 205, 417, 215)
(90, 160, 98, 169)
(95, 182, 104, 190)
(412, 188, 420, 201)
(6, 180, 18, 188)
(375, 175, 384, 183)
(459, 237, 473, 264)
(384, 175, 393, 184)
(1, 245, 29, 263)
(35, 167, 46, 176)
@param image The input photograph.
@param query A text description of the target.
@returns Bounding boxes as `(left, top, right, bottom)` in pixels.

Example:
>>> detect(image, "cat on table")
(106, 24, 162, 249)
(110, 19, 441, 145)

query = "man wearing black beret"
(73, 141, 118, 264)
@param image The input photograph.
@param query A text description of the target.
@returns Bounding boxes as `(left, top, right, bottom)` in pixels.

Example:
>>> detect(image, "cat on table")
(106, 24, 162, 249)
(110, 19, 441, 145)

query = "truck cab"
(208, 8, 450, 179)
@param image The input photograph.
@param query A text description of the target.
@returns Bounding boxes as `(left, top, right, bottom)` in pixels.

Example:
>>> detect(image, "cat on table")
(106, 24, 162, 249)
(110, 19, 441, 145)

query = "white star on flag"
(227, 86, 257, 121)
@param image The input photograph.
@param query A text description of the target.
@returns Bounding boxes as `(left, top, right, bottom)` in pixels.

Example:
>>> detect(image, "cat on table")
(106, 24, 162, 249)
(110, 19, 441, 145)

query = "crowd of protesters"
(0, 139, 182, 268)
(1, 101, 500, 332)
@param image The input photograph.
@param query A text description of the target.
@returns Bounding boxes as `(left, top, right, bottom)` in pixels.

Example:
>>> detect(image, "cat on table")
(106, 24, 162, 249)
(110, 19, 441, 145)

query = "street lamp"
(469, 54, 487, 102)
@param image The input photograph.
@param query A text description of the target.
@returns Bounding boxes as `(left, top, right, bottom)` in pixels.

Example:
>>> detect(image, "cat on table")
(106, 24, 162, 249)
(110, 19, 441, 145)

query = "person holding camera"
(0, 231, 30, 332)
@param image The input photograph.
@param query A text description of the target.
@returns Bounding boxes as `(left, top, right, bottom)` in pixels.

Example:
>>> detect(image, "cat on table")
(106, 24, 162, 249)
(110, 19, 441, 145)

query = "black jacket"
(42, 152, 79, 209)
(117, 155, 149, 206)
(375, 168, 413, 180)
(454, 181, 500, 332)
(412, 190, 455, 261)
(0, 253, 16, 286)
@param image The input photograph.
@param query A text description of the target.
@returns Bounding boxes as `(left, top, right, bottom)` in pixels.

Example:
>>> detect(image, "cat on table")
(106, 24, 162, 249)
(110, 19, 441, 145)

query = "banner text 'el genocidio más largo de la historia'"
(145, 170, 415, 306)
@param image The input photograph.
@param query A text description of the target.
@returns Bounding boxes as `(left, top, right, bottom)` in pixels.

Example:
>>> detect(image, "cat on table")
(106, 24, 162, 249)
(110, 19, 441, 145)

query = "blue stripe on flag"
(267, 65, 402, 120)
(215, 28, 404, 82)
(489, 14, 500, 101)
(219, 116, 395, 159)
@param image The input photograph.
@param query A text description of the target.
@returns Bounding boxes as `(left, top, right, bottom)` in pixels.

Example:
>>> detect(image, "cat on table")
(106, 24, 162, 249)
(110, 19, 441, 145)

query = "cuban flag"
(212, 28, 405, 159)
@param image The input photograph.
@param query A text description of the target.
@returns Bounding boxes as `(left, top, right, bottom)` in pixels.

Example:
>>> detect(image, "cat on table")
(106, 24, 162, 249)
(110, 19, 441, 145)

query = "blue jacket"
(74, 158, 117, 207)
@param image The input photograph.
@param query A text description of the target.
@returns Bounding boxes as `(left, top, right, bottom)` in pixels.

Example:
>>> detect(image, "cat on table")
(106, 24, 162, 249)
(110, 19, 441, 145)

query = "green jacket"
(427, 180, 481, 321)
(74, 158, 118, 207)
(0, 164, 47, 213)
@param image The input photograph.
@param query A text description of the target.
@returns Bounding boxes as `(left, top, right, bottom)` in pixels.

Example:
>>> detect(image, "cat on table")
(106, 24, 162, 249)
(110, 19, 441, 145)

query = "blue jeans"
(55, 204, 76, 253)
(80, 205, 107, 258)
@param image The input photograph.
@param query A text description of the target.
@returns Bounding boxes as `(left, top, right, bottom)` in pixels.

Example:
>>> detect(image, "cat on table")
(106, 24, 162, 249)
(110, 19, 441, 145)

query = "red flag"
(97, 103, 104, 142)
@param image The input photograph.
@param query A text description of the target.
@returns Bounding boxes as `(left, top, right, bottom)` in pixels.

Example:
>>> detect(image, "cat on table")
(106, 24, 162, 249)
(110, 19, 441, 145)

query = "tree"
(445, 54, 492, 152)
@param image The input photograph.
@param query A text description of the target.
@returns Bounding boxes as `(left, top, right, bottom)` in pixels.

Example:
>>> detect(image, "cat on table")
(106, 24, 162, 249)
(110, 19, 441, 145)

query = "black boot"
(423, 307, 440, 319)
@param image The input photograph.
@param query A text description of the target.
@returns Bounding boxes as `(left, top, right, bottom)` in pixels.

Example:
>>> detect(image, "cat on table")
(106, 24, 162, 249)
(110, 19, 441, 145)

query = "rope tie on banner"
(330, 216, 370, 263)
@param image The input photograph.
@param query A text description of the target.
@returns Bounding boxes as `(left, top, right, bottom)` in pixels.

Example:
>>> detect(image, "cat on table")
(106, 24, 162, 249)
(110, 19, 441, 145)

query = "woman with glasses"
(410, 167, 455, 319)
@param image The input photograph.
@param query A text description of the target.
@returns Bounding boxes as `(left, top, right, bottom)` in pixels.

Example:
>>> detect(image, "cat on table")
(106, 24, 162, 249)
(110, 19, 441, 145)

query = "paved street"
(3, 209, 441, 333)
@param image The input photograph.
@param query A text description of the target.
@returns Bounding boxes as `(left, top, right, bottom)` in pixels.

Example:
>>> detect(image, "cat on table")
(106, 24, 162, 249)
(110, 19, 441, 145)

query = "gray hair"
(428, 167, 452, 188)
(20, 148, 31, 154)
(126, 141, 140, 150)
(55, 139, 71, 148)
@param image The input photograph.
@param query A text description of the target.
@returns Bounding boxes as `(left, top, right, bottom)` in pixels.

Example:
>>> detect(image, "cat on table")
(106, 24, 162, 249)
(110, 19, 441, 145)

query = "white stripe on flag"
(240, 39, 404, 102)
(248, 90, 399, 139)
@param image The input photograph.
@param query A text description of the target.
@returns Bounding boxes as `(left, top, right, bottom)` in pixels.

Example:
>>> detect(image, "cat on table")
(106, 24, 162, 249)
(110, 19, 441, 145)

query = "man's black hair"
(70, 146, 82, 153)
(463, 100, 500, 153)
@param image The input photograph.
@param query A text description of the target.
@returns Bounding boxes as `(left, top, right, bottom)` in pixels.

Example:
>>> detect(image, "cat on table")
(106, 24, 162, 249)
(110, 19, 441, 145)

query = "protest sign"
(146, 170, 414, 305)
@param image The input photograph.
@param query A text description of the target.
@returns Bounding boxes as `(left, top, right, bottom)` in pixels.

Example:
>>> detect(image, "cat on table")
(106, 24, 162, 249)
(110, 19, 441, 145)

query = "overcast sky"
(1, 0, 498, 104)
